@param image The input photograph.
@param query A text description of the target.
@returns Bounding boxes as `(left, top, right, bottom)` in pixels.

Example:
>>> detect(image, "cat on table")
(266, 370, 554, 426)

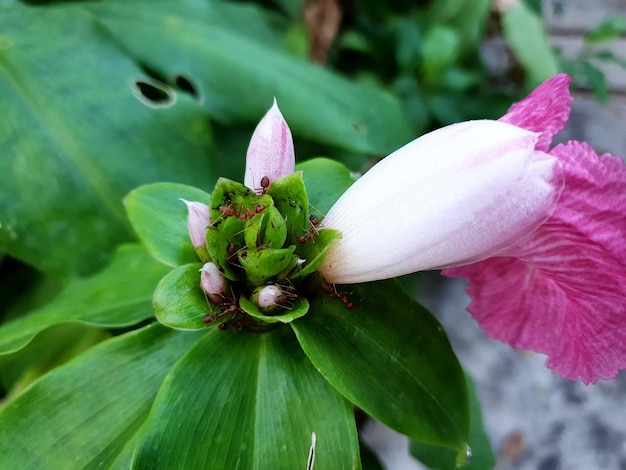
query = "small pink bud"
(256, 285, 286, 309)
(180, 199, 210, 256)
(200, 262, 226, 298)
(244, 99, 295, 193)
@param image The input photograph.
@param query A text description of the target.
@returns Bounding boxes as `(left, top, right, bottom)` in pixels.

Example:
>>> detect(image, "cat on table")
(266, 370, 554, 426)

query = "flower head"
(319, 120, 563, 283)
(444, 74, 626, 383)
(244, 99, 295, 193)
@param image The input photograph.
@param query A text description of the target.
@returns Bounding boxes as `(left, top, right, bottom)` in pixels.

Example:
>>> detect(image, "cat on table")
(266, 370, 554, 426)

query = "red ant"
(219, 204, 238, 218)
(219, 203, 266, 221)
(202, 288, 242, 324)
(259, 175, 270, 194)
(298, 214, 321, 244)
(320, 281, 355, 309)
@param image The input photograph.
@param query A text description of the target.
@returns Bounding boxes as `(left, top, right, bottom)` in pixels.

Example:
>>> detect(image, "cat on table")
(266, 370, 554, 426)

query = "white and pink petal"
(319, 120, 563, 284)
(244, 99, 295, 193)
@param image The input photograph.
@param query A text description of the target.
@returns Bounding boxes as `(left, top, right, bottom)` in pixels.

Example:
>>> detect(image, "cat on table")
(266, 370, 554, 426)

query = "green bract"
(154, 173, 340, 330)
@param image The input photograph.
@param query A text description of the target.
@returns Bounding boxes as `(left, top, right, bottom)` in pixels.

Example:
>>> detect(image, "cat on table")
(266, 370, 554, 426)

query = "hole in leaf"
(174, 74, 201, 100)
(131, 80, 176, 108)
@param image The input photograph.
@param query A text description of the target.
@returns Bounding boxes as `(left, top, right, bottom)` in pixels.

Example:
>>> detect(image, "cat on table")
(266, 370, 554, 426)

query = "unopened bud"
(200, 262, 226, 300)
(181, 199, 210, 261)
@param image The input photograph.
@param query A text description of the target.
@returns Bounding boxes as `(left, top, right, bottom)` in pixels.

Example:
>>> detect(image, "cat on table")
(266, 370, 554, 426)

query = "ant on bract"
(202, 287, 243, 327)
(297, 214, 321, 244)
(218, 202, 266, 222)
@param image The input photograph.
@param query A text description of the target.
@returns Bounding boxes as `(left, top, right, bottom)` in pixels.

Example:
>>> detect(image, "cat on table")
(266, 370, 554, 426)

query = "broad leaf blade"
(291, 279, 469, 451)
(0, 244, 169, 355)
(0, 6, 214, 275)
(0, 324, 204, 468)
(0, 323, 110, 399)
(85, 0, 413, 155)
(410, 372, 495, 469)
(297, 158, 355, 215)
(133, 326, 361, 469)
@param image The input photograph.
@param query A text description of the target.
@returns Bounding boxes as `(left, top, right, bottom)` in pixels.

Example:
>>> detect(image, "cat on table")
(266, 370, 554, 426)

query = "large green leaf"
(297, 158, 355, 215)
(125, 183, 212, 267)
(0, 323, 110, 400)
(0, 5, 214, 275)
(410, 372, 495, 469)
(83, 0, 413, 155)
(0, 324, 204, 468)
(291, 279, 469, 452)
(0, 244, 169, 355)
(133, 326, 361, 469)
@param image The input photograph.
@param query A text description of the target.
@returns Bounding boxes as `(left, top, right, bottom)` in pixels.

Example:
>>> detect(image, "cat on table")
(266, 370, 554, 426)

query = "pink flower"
(445, 74, 626, 384)
(319, 120, 563, 283)
(244, 99, 295, 193)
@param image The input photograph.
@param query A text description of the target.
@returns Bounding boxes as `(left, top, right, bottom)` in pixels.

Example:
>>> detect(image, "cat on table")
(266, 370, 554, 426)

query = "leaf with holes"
(0, 6, 214, 275)
(82, 0, 413, 155)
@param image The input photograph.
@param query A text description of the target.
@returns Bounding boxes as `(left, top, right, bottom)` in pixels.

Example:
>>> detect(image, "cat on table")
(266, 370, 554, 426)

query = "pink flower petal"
(499, 74, 573, 152)
(180, 199, 210, 249)
(445, 141, 626, 384)
(244, 99, 295, 192)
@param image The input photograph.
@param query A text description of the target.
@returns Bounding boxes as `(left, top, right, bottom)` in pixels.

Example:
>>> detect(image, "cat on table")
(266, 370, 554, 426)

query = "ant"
(320, 281, 355, 309)
(259, 175, 270, 194)
(202, 288, 242, 324)
(297, 214, 321, 244)
(219, 203, 266, 221)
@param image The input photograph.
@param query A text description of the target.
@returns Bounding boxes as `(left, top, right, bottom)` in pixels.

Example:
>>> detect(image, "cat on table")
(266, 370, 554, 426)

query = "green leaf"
(586, 16, 626, 43)
(267, 172, 309, 245)
(410, 372, 495, 470)
(0, 6, 214, 275)
(291, 279, 469, 451)
(239, 246, 297, 285)
(84, 0, 413, 155)
(297, 158, 355, 215)
(240, 296, 309, 324)
(207, 216, 246, 281)
(421, 25, 460, 83)
(0, 324, 204, 468)
(125, 183, 212, 267)
(426, 0, 490, 55)
(0, 323, 110, 399)
(209, 177, 258, 224)
(582, 62, 610, 103)
(132, 326, 361, 469)
(153, 263, 220, 331)
(0, 244, 170, 355)
(500, 2, 559, 88)
(292, 229, 342, 281)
